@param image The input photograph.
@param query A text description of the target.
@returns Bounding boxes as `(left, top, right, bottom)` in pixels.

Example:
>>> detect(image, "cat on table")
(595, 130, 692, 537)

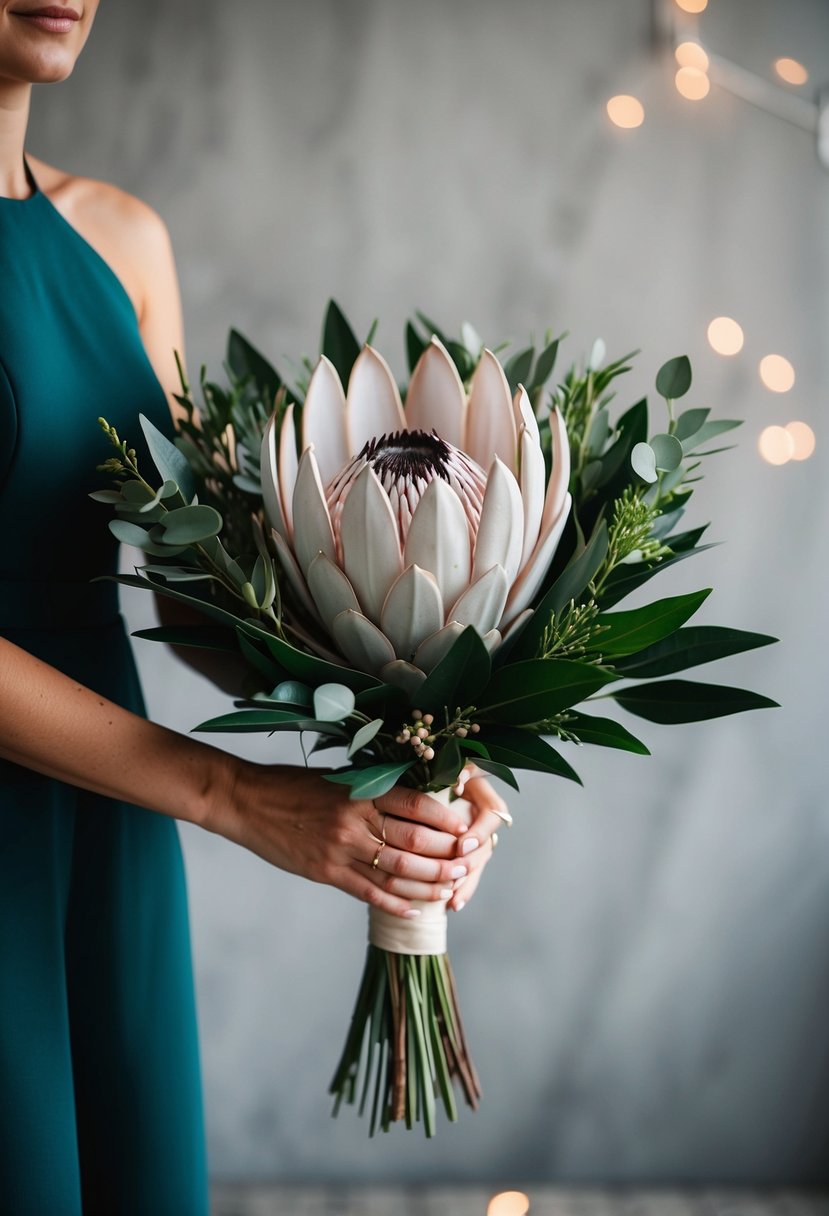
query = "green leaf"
(252, 629, 382, 692)
(655, 355, 692, 400)
(429, 738, 464, 787)
(405, 322, 427, 375)
(597, 537, 716, 609)
(138, 564, 212, 582)
(529, 337, 560, 390)
(227, 329, 282, 404)
(131, 624, 237, 651)
(313, 682, 356, 722)
(650, 506, 685, 540)
(322, 300, 361, 386)
(324, 761, 415, 801)
(611, 679, 779, 724)
(675, 407, 710, 440)
(416, 626, 491, 715)
(503, 346, 534, 394)
(595, 398, 648, 492)
(613, 625, 777, 679)
(140, 414, 196, 503)
(138, 479, 181, 514)
(194, 708, 317, 732)
(414, 310, 448, 346)
(108, 519, 189, 557)
(477, 725, 582, 781)
(478, 660, 617, 724)
(470, 759, 520, 792)
(511, 522, 609, 660)
(236, 630, 288, 684)
(160, 504, 223, 545)
(650, 433, 684, 472)
(596, 589, 711, 657)
(564, 711, 650, 754)
(631, 442, 657, 483)
(89, 489, 124, 504)
(681, 418, 742, 453)
(347, 718, 384, 759)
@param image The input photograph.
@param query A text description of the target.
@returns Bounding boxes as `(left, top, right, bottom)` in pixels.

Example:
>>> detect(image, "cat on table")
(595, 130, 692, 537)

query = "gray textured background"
(28, 0, 829, 1185)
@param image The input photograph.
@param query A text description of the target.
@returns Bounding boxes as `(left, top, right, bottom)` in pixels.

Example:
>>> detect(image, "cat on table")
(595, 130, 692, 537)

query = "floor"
(210, 1186, 829, 1216)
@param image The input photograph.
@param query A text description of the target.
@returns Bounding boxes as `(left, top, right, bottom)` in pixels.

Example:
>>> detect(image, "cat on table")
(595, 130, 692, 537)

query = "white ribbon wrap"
(368, 789, 471, 956)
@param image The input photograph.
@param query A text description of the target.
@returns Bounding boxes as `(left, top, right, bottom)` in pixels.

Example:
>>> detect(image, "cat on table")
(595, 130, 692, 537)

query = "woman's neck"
(0, 79, 32, 199)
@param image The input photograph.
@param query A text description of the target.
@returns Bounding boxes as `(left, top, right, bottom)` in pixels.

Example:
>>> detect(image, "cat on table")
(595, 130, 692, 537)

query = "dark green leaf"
(597, 538, 716, 609)
(347, 718, 384, 759)
(611, 679, 779, 724)
(140, 414, 196, 503)
(477, 725, 582, 781)
(251, 628, 382, 692)
(511, 522, 609, 660)
(227, 329, 282, 405)
(656, 355, 692, 400)
(594, 397, 648, 493)
(471, 759, 520, 792)
(322, 300, 361, 386)
(324, 761, 415, 800)
(429, 739, 464, 787)
(478, 659, 617, 723)
(131, 624, 237, 651)
(194, 708, 316, 731)
(405, 322, 427, 375)
(236, 630, 288, 684)
(596, 589, 711, 657)
(504, 346, 535, 394)
(613, 625, 777, 678)
(529, 337, 560, 391)
(564, 711, 650, 754)
(414, 310, 448, 345)
(416, 626, 491, 715)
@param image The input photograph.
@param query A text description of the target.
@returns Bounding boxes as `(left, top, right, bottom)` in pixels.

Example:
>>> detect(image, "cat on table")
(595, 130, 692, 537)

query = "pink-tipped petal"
(380, 659, 427, 697)
(332, 609, 396, 675)
(306, 551, 361, 633)
(472, 457, 524, 585)
(270, 528, 322, 624)
(405, 337, 466, 447)
(502, 492, 572, 627)
(481, 628, 502, 655)
(465, 349, 518, 474)
(518, 426, 546, 570)
(540, 406, 571, 534)
(514, 385, 540, 445)
(291, 447, 336, 577)
(260, 412, 287, 539)
(346, 346, 407, 453)
(339, 465, 403, 623)
(301, 356, 349, 484)
(412, 621, 465, 674)
(448, 564, 509, 635)
(403, 477, 472, 613)
(278, 403, 299, 536)
(380, 564, 445, 661)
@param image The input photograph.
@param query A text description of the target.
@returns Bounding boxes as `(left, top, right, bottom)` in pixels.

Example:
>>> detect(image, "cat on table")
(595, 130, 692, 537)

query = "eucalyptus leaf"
(650, 433, 684, 472)
(139, 414, 196, 503)
(160, 504, 223, 545)
(109, 519, 189, 557)
(655, 355, 692, 400)
(347, 718, 384, 759)
(681, 418, 742, 454)
(674, 407, 710, 441)
(138, 480, 180, 514)
(269, 680, 313, 708)
(631, 442, 658, 483)
(314, 682, 357, 722)
(89, 489, 124, 504)
(324, 761, 415, 801)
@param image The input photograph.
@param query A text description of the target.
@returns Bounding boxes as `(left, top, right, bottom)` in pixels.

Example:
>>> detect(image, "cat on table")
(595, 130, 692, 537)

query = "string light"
(675, 67, 711, 100)
(759, 354, 795, 393)
(606, 95, 645, 128)
(675, 42, 710, 72)
(774, 58, 809, 86)
(707, 316, 744, 355)
(487, 1193, 530, 1216)
(675, 0, 708, 12)
(758, 426, 795, 465)
(785, 421, 816, 460)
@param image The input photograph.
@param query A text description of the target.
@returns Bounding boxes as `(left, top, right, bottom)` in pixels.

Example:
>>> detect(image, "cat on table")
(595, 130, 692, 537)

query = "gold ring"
(491, 806, 513, 828)
(491, 832, 499, 851)
(371, 841, 386, 869)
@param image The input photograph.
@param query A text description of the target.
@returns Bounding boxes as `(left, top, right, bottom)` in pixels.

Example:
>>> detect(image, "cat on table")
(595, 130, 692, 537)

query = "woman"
(0, 4, 507, 1213)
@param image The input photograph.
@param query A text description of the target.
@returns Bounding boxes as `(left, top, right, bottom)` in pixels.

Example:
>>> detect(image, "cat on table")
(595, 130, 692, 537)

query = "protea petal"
(346, 346, 407, 454)
(518, 425, 546, 570)
(270, 528, 322, 623)
(291, 447, 336, 578)
(465, 349, 518, 474)
(501, 608, 532, 645)
(306, 551, 361, 632)
(381, 659, 427, 697)
(514, 385, 540, 445)
(540, 406, 571, 534)
(278, 403, 299, 536)
(331, 608, 396, 675)
(380, 564, 445, 661)
(481, 628, 502, 654)
(403, 477, 472, 614)
(412, 621, 465, 674)
(260, 412, 287, 539)
(447, 564, 509, 635)
(404, 338, 466, 447)
(301, 356, 349, 484)
(339, 465, 403, 623)
(472, 457, 524, 584)
(502, 492, 572, 626)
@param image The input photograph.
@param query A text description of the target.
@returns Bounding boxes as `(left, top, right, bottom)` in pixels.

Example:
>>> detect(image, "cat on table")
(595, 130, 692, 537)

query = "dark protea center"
(326, 428, 488, 549)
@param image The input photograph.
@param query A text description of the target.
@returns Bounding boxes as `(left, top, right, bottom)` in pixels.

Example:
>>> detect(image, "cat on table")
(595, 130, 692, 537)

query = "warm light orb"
(675, 0, 708, 12)
(607, 95, 645, 128)
(758, 426, 795, 465)
(759, 354, 796, 393)
(676, 41, 710, 71)
(487, 1194, 530, 1216)
(785, 420, 816, 460)
(675, 67, 711, 100)
(707, 316, 744, 356)
(775, 58, 809, 86)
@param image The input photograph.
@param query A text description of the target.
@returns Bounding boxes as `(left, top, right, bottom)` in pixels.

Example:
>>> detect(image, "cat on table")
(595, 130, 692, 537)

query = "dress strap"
(22, 157, 39, 197)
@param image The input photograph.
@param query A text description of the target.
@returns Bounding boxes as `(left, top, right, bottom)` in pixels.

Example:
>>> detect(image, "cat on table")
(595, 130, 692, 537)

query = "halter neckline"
(0, 157, 41, 205)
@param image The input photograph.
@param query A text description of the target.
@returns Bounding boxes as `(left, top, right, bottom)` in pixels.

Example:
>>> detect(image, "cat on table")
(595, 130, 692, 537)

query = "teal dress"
(0, 165, 208, 1215)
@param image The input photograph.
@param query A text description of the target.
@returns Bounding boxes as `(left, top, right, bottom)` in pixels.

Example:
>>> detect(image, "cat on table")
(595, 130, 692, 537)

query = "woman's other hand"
(447, 765, 511, 913)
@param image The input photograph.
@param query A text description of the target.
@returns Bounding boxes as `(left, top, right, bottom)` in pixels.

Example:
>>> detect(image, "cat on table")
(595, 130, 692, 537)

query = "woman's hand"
(209, 762, 474, 920)
(447, 765, 511, 913)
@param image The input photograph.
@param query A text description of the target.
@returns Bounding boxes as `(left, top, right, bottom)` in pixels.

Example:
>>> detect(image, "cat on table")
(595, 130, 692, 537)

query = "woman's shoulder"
(27, 156, 174, 320)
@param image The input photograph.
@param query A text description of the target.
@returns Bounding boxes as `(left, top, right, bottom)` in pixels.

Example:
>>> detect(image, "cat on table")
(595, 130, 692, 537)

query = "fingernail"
(454, 899, 466, 912)
(403, 909, 422, 919)
(462, 837, 480, 855)
(439, 888, 453, 900)
(451, 864, 468, 879)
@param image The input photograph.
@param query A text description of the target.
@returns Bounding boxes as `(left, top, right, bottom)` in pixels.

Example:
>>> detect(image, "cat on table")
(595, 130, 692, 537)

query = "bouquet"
(92, 302, 776, 1137)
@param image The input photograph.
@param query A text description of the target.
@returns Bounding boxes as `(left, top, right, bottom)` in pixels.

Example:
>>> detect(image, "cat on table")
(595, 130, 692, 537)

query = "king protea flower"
(261, 339, 571, 691)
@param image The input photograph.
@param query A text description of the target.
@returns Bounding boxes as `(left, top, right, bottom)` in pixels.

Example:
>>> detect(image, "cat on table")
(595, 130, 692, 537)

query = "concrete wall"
(28, 0, 829, 1183)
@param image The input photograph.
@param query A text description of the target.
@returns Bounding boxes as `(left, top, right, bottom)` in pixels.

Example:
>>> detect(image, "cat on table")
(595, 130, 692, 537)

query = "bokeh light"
(774, 58, 809, 86)
(607, 95, 645, 128)
(675, 0, 708, 12)
(758, 426, 795, 465)
(675, 67, 711, 100)
(707, 316, 744, 355)
(676, 42, 710, 72)
(785, 421, 816, 461)
(487, 1194, 530, 1216)
(759, 354, 796, 392)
